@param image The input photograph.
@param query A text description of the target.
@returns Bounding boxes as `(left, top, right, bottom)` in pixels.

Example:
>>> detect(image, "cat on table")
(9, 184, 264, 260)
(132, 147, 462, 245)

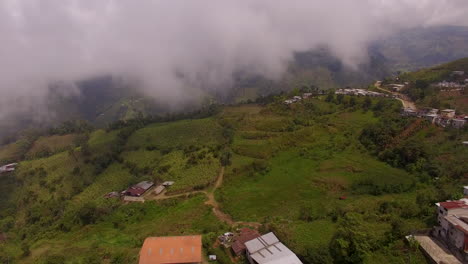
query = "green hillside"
(397, 57, 468, 113)
(1, 90, 466, 263)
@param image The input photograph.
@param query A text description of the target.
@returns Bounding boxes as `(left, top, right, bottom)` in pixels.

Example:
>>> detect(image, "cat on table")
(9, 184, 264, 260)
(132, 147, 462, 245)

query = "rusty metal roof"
(139, 235, 202, 264)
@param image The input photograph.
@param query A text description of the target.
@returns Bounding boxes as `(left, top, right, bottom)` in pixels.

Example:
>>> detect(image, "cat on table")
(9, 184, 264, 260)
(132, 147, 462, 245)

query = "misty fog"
(1, 0, 468, 121)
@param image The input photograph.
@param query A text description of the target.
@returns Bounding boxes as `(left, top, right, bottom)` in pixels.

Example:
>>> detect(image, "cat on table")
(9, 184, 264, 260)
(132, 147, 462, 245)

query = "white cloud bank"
(1, 0, 467, 120)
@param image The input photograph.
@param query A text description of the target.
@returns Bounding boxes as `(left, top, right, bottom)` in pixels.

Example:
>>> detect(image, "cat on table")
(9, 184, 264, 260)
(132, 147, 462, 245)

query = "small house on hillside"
(154, 185, 165, 195)
(0, 163, 18, 173)
(231, 228, 261, 256)
(452, 118, 467, 129)
(139, 235, 202, 264)
(441, 109, 456, 119)
(245, 232, 302, 264)
(401, 108, 417, 117)
(123, 181, 154, 197)
(162, 181, 175, 187)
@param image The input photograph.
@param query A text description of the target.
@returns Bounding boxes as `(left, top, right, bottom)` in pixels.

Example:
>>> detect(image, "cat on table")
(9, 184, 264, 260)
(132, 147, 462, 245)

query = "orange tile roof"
(139, 235, 202, 264)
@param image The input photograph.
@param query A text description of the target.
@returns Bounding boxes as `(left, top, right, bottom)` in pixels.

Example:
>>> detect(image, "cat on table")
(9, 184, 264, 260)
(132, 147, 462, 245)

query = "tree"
(363, 97, 372, 110)
(67, 147, 77, 161)
(220, 151, 232, 166)
(336, 94, 344, 104)
(325, 91, 335, 103)
(330, 213, 373, 263)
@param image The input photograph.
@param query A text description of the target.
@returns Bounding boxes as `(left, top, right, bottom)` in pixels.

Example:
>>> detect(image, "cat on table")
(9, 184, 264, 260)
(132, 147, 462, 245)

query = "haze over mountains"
(2, 25, 468, 142)
(1, 1, 468, 141)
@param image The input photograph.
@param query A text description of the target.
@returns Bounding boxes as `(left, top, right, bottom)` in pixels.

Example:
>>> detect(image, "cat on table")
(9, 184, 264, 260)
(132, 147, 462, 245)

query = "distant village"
(402, 107, 467, 129)
(409, 186, 468, 263)
(283, 88, 388, 105)
(399, 70, 467, 129)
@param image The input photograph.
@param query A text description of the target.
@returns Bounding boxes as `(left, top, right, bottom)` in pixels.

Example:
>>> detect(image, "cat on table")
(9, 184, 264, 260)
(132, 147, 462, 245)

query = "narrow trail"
(146, 166, 261, 228)
(374, 81, 417, 110)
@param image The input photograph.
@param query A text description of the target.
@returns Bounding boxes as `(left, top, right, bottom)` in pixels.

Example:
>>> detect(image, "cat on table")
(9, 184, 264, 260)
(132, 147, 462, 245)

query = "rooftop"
(245, 232, 302, 264)
(231, 228, 261, 256)
(438, 200, 468, 210)
(139, 235, 202, 264)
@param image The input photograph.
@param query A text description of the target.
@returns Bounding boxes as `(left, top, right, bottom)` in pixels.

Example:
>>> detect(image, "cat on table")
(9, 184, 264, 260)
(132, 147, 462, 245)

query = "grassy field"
(22, 195, 226, 264)
(2, 95, 461, 263)
(26, 134, 77, 159)
(0, 143, 22, 163)
(126, 118, 224, 150)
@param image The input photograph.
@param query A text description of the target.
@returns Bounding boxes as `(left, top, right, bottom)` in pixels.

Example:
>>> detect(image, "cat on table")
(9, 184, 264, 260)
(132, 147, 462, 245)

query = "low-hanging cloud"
(1, 0, 468, 121)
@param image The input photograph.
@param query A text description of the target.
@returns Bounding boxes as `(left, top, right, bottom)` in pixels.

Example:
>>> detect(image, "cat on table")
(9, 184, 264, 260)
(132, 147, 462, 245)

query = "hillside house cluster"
(284, 95, 304, 105)
(0, 163, 17, 173)
(431, 187, 468, 262)
(218, 229, 302, 264)
(122, 181, 155, 197)
(109, 180, 175, 202)
(283, 91, 325, 105)
(335, 88, 387, 97)
(402, 108, 467, 129)
(435, 71, 468, 93)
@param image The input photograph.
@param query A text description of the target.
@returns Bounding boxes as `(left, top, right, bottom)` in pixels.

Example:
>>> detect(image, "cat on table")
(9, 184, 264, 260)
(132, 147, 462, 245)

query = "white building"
(441, 109, 456, 119)
(0, 163, 17, 173)
(452, 71, 465, 76)
(424, 114, 438, 124)
(452, 118, 467, 129)
(434, 199, 468, 255)
(244, 232, 302, 264)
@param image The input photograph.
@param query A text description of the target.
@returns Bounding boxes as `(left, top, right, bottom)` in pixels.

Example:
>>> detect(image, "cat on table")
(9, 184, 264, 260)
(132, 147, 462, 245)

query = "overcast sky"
(1, 0, 468, 120)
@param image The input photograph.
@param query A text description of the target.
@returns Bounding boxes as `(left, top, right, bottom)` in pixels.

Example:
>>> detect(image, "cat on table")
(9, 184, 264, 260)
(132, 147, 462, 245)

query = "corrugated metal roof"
(245, 232, 302, 264)
(135, 181, 154, 190)
(154, 185, 165, 194)
(139, 235, 202, 264)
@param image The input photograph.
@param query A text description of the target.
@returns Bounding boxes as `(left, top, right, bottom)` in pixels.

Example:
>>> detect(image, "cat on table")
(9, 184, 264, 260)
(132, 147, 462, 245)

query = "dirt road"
(375, 81, 417, 110)
(146, 167, 260, 227)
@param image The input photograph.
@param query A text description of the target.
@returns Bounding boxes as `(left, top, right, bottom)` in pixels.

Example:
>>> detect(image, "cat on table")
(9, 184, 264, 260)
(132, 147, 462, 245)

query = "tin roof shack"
(154, 185, 165, 195)
(139, 235, 202, 264)
(441, 109, 456, 119)
(452, 118, 467, 129)
(162, 181, 175, 187)
(245, 232, 302, 264)
(401, 108, 417, 117)
(0, 163, 18, 173)
(231, 228, 261, 256)
(124, 181, 154, 197)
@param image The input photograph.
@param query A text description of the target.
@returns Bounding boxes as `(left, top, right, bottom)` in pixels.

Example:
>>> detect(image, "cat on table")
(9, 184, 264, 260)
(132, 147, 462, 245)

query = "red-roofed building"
(231, 228, 261, 256)
(123, 181, 154, 197)
(434, 196, 468, 261)
(139, 235, 202, 264)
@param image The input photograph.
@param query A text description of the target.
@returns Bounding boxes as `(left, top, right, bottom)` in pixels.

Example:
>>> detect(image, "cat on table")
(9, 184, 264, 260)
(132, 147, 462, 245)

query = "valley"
(0, 75, 466, 263)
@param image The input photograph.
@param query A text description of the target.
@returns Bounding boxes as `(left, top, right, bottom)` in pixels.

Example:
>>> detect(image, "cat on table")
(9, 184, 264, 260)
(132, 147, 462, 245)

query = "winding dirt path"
(375, 81, 417, 110)
(145, 166, 261, 228)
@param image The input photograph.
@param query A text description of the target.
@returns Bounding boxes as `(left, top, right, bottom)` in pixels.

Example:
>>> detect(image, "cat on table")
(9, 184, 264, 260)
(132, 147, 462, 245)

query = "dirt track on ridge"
(146, 166, 261, 228)
(375, 81, 417, 110)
